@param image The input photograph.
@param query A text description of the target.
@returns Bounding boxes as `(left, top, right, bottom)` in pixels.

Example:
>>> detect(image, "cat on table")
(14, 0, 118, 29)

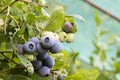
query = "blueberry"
(31, 60, 42, 70)
(23, 41, 36, 53)
(63, 22, 73, 33)
(17, 44, 24, 54)
(37, 66, 50, 77)
(40, 36, 55, 49)
(49, 40, 62, 53)
(36, 52, 48, 60)
(57, 74, 64, 80)
(30, 37, 40, 45)
(42, 55, 55, 68)
(36, 43, 48, 54)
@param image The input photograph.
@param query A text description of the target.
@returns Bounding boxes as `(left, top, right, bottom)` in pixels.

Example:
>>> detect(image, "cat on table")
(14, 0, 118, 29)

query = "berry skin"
(49, 40, 62, 53)
(42, 55, 55, 68)
(17, 44, 24, 54)
(40, 36, 55, 49)
(36, 52, 48, 60)
(31, 60, 42, 70)
(36, 43, 48, 54)
(30, 37, 40, 45)
(23, 41, 36, 53)
(63, 22, 73, 33)
(37, 66, 50, 77)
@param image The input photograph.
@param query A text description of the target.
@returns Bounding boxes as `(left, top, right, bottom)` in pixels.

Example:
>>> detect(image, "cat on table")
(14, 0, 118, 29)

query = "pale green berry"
(59, 32, 67, 42)
(66, 33, 75, 42)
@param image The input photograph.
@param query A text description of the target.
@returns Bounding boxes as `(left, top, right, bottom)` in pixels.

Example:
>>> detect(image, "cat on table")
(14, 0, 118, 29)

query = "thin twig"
(83, 0, 120, 22)
(0, 0, 19, 13)
(9, 15, 20, 29)
(4, 6, 10, 35)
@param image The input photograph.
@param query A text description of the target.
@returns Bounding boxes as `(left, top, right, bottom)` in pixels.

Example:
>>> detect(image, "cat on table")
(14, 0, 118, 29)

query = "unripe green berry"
(58, 32, 67, 42)
(66, 33, 75, 42)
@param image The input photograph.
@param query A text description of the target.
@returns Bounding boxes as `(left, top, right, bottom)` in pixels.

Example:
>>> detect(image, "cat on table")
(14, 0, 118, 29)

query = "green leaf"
(100, 30, 111, 36)
(65, 69, 99, 80)
(99, 50, 106, 62)
(25, 13, 36, 24)
(45, 0, 64, 14)
(52, 50, 71, 69)
(8, 74, 31, 80)
(27, 24, 35, 37)
(94, 9, 101, 27)
(0, 42, 7, 51)
(45, 6, 65, 32)
(114, 61, 120, 72)
(17, 54, 34, 75)
(67, 14, 85, 22)
(68, 52, 79, 75)
(92, 41, 100, 54)
(116, 48, 120, 58)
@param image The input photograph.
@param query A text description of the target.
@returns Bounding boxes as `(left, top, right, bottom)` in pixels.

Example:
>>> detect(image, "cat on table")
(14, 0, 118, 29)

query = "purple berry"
(36, 53, 48, 60)
(17, 44, 24, 54)
(37, 66, 50, 77)
(40, 36, 55, 49)
(42, 55, 55, 68)
(36, 43, 48, 54)
(49, 40, 62, 53)
(63, 22, 73, 33)
(23, 41, 36, 53)
(30, 37, 40, 45)
(31, 60, 42, 70)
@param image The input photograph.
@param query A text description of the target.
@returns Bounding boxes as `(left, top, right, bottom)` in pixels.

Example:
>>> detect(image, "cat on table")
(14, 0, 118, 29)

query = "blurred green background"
(58, 0, 120, 63)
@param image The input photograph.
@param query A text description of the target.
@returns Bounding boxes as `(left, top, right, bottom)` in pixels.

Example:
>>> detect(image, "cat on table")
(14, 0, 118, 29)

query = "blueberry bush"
(2, 0, 119, 80)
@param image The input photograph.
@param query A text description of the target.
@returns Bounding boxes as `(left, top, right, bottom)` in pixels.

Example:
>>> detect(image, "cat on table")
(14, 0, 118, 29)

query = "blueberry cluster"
(17, 36, 62, 77)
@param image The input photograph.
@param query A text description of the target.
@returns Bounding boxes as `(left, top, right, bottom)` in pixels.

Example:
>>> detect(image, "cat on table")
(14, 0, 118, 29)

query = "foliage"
(0, 0, 98, 80)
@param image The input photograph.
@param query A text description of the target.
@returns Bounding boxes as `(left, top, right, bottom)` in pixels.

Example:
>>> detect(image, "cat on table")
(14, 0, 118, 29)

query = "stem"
(0, 50, 13, 53)
(84, 0, 120, 22)
(0, 0, 19, 13)
(4, 6, 10, 35)
(9, 15, 20, 29)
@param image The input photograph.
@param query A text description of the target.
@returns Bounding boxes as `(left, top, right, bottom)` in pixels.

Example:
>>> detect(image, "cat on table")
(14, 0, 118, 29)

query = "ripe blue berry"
(37, 66, 50, 77)
(40, 36, 55, 49)
(17, 44, 24, 54)
(36, 43, 48, 54)
(63, 22, 73, 33)
(23, 41, 36, 53)
(30, 37, 40, 45)
(42, 55, 55, 68)
(32, 60, 42, 70)
(36, 52, 48, 60)
(49, 40, 62, 53)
